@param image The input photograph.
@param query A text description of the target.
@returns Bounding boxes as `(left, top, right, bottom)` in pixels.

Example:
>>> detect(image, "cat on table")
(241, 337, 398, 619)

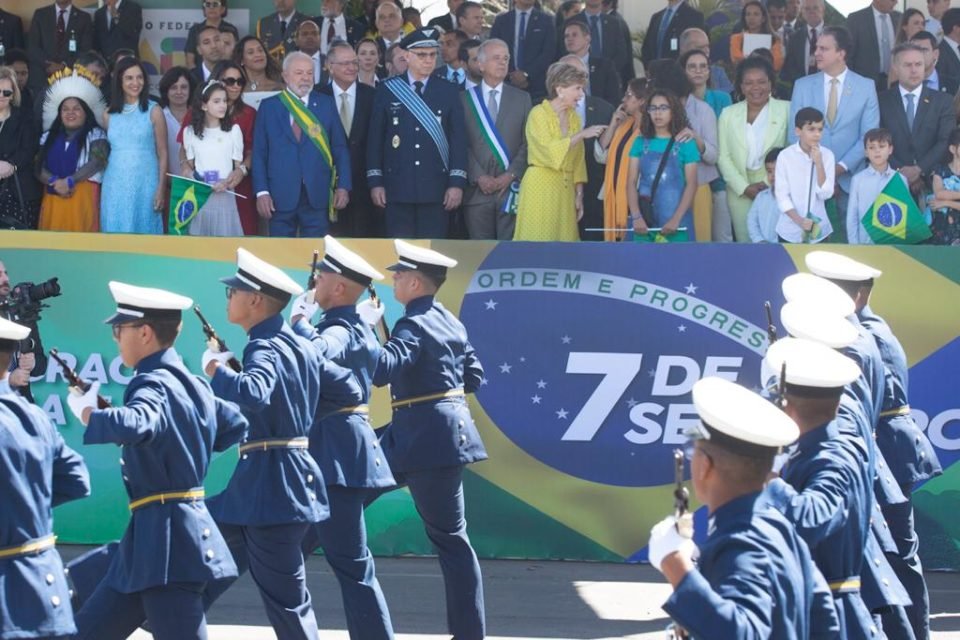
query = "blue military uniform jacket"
(663, 492, 840, 639)
(366, 74, 468, 203)
(83, 348, 247, 594)
(373, 295, 488, 474)
(293, 306, 395, 489)
(858, 304, 942, 485)
(208, 314, 362, 526)
(766, 420, 876, 639)
(0, 392, 89, 639)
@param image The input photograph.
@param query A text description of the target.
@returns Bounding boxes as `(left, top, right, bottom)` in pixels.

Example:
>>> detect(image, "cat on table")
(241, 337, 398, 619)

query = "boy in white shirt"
(747, 147, 783, 243)
(846, 128, 908, 244)
(774, 107, 835, 243)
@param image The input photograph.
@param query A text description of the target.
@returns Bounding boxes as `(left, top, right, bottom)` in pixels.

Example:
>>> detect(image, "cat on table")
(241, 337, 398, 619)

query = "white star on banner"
(678, 324, 687, 333)
(536, 379, 547, 389)
(626, 398, 639, 408)
(499, 363, 512, 374)
(531, 395, 542, 404)
(556, 408, 569, 419)
(561, 335, 572, 344)
(685, 283, 698, 295)
(484, 299, 498, 310)
(480, 378, 489, 386)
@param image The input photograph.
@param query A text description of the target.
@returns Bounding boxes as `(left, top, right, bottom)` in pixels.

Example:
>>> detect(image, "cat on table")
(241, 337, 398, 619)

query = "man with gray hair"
(314, 0, 364, 52)
(252, 50, 352, 237)
(461, 38, 531, 239)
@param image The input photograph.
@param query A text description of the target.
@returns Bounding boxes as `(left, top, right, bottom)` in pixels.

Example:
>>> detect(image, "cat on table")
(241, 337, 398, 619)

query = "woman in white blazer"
(717, 57, 790, 242)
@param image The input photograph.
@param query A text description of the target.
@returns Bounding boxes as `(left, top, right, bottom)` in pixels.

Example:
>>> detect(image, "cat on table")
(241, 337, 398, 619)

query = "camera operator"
(0, 261, 49, 402)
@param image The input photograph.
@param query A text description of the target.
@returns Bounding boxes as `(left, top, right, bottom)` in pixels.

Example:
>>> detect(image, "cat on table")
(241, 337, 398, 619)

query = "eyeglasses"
(0, 90, 13, 98)
(647, 104, 671, 113)
(330, 60, 360, 67)
(203, 2, 222, 8)
(111, 323, 141, 340)
(225, 287, 237, 299)
(220, 76, 246, 87)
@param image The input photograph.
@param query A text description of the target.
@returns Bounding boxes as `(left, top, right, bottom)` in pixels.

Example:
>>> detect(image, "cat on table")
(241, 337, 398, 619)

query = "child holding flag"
(178, 80, 244, 236)
(929, 127, 960, 245)
(846, 129, 907, 244)
(774, 107, 834, 243)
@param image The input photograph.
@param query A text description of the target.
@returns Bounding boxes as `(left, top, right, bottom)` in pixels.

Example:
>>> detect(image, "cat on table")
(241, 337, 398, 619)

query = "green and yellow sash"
(279, 89, 338, 220)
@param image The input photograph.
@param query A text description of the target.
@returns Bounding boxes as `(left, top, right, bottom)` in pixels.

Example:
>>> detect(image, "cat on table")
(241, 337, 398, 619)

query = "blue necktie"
(657, 6, 675, 58)
(589, 15, 601, 56)
(517, 11, 528, 69)
(905, 92, 916, 130)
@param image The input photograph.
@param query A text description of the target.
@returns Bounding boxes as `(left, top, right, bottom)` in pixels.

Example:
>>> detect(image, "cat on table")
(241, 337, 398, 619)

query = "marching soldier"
(66, 282, 247, 640)
(200, 248, 361, 640)
(370, 239, 488, 640)
(649, 376, 840, 638)
(256, 0, 309, 64)
(289, 236, 396, 640)
(0, 316, 90, 640)
(805, 251, 942, 640)
(763, 336, 878, 638)
(366, 28, 469, 239)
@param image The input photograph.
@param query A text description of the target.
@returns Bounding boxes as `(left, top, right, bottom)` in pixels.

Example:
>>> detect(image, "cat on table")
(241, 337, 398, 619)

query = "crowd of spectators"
(0, 0, 959, 244)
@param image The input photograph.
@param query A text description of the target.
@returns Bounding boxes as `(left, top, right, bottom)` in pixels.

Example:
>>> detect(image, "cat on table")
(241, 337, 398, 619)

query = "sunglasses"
(220, 76, 246, 87)
(0, 90, 13, 98)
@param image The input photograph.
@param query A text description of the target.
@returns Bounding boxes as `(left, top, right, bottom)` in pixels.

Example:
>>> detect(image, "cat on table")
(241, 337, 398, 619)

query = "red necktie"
(292, 120, 302, 142)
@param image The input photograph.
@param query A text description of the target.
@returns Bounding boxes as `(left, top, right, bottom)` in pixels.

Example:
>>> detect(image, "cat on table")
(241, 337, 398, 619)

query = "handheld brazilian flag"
(633, 227, 691, 243)
(168, 175, 213, 236)
(861, 174, 931, 244)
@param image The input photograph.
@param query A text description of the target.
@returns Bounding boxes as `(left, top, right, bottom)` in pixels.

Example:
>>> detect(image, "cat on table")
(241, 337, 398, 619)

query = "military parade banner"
(0, 232, 958, 569)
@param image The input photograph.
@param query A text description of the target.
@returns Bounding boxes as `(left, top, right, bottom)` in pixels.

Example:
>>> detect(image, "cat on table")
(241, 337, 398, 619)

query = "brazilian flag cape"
(861, 173, 931, 244)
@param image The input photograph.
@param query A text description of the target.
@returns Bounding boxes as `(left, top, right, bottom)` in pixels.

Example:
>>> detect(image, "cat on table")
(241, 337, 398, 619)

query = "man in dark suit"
(367, 28, 468, 239)
(910, 31, 953, 94)
(640, 0, 704, 69)
(27, 0, 94, 92)
(93, 0, 142, 61)
(374, 1, 405, 74)
(427, 0, 464, 34)
(294, 20, 327, 89)
(253, 51, 352, 237)
(936, 8, 960, 95)
(562, 20, 621, 106)
(0, 9, 25, 61)
(315, 0, 364, 53)
(188, 25, 222, 86)
(562, 55, 614, 241)
(436, 29, 469, 86)
(256, 0, 309, 63)
(576, 0, 634, 90)
(490, 0, 556, 101)
(462, 38, 531, 240)
(456, 1, 486, 41)
(320, 40, 381, 237)
(781, 0, 825, 86)
(879, 43, 955, 194)
(846, 0, 901, 92)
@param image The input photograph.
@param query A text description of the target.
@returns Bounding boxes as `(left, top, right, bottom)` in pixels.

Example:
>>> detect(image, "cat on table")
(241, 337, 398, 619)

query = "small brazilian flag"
(633, 227, 691, 244)
(168, 176, 213, 236)
(861, 174, 931, 244)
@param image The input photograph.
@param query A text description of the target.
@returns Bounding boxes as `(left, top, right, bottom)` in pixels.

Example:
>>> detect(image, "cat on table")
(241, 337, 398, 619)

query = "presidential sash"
(279, 89, 338, 219)
(384, 76, 450, 171)
(465, 85, 520, 215)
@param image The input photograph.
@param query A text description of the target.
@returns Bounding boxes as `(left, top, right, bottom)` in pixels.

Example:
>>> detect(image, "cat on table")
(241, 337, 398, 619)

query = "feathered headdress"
(42, 65, 108, 132)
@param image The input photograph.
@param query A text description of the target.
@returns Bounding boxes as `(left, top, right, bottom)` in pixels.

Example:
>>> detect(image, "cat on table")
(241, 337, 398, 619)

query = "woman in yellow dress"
(514, 62, 607, 241)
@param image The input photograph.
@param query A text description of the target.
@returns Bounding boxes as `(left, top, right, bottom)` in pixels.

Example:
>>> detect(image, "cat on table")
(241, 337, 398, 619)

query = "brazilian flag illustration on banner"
(861, 174, 932, 244)
(168, 175, 213, 236)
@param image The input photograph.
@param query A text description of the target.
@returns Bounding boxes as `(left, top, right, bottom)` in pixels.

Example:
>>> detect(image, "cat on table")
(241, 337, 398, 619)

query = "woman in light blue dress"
(100, 58, 167, 234)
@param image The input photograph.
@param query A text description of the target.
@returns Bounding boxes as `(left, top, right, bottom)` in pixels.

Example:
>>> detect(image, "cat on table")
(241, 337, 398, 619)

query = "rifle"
(366, 283, 391, 342)
(307, 249, 319, 291)
(764, 300, 777, 346)
(193, 306, 243, 372)
(49, 349, 111, 409)
(673, 448, 693, 539)
(777, 362, 788, 410)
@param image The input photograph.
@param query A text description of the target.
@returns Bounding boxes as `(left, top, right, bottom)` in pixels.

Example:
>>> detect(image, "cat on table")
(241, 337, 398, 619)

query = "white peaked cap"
(692, 377, 800, 449)
(780, 301, 858, 348)
(221, 248, 304, 298)
(319, 236, 383, 285)
(781, 272, 856, 317)
(805, 250, 883, 282)
(764, 336, 861, 389)
(0, 317, 31, 341)
(105, 281, 193, 324)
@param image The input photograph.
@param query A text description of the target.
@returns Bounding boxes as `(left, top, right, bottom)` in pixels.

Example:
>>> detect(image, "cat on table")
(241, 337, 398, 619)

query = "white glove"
(290, 290, 320, 323)
(772, 451, 791, 474)
(202, 349, 235, 374)
(648, 515, 698, 573)
(67, 381, 101, 422)
(356, 298, 385, 326)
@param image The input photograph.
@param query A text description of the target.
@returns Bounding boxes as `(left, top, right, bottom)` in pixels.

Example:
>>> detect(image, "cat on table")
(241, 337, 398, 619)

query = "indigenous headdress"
(42, 65, 107, 132)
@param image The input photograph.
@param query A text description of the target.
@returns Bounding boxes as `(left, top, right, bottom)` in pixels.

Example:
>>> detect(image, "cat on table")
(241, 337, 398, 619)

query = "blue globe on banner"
(460, 243, 799, 487)
(877, 201, 904, 229)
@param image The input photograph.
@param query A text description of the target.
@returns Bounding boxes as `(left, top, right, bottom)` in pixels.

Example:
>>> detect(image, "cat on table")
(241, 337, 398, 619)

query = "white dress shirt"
(321, 15, 347, 53)
(899, 83, 922, 116)
(311, 51, 323, 85)
(107, 0, 122, 29)
(514, 9, 531, 61)
(775, 141, 836, 242)
(873, 7, 895, 73)
(822, 67, 848, 114)
(745, 102, 769, 170)
(482, 81, 503, 114)
(333, 81, 357, 132)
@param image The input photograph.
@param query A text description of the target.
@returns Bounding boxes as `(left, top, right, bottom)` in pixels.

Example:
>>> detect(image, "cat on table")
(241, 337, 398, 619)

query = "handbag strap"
(650, 136, 676, 203)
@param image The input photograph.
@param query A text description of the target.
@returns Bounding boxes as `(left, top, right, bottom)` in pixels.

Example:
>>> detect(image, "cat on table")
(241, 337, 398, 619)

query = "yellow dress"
(514, 101, 588, 242)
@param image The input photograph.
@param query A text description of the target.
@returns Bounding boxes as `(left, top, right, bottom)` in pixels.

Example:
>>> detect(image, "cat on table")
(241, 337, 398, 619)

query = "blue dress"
(100, 101, 163, 234)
